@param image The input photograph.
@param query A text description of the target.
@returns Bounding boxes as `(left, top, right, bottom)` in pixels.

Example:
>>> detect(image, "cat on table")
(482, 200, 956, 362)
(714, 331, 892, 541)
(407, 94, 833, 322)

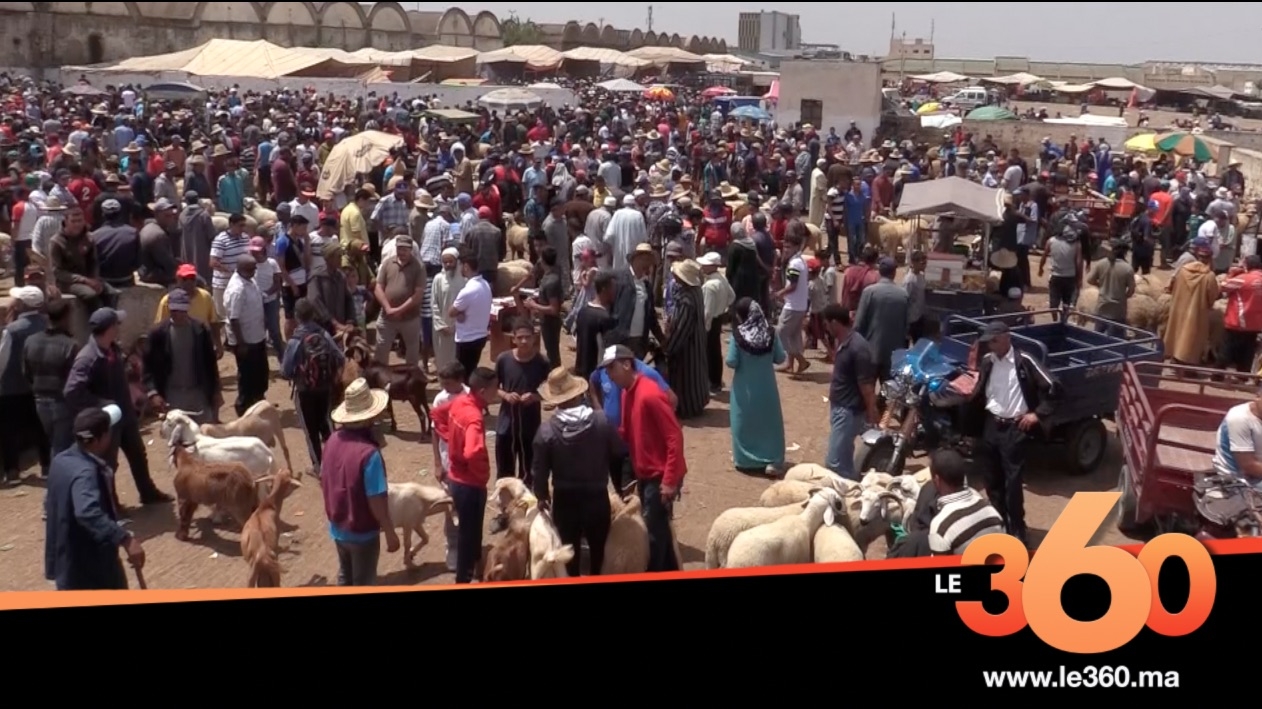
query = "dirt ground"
(0, 255, 1153, 591)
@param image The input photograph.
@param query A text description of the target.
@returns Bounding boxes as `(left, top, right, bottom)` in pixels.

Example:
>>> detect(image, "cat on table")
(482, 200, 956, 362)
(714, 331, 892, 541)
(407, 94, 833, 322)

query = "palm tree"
(501, 12, 543, 47)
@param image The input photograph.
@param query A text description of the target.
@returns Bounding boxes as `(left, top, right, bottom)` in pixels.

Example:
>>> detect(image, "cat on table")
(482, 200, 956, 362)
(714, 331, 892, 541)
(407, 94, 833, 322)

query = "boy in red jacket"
(431, 366, 499, 583)
(600, 345, 686, 572)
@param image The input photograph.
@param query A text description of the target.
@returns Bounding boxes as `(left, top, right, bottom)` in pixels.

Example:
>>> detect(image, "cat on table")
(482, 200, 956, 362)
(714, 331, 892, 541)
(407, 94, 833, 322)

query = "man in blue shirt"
(588, 346, 676, 491)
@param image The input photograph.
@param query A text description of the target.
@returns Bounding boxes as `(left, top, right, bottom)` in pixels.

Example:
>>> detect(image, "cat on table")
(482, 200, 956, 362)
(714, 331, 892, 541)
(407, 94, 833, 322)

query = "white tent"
(106, 39, 375, 79)
(1093, 77, 1146, 90)
(984, 72, 1045, 86)
(910, 71, 970, 84)
(597, 78, 644, 93)
(478, 88, 544, 112)
(560, 47, 648, 68)
(477, 45, 564, 70)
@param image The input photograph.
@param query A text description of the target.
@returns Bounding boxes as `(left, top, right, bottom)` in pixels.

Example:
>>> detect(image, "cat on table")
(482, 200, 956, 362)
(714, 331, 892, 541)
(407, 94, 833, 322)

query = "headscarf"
(734, 301, 775, 356)
(551, 162, 571, 187)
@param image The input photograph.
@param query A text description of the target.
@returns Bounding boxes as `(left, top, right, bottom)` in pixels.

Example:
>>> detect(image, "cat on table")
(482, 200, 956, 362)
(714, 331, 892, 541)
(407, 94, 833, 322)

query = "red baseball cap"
(177, 263, 198, 279)
(477, 206, 493, 220)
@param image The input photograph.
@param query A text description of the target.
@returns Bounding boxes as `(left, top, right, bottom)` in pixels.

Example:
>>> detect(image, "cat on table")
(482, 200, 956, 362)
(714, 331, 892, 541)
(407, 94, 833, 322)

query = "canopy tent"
(1049, 81, 1095, 94)
(625, 46, 706, 69)
(527, 82, 564, 90)
(597, 78, 645, 93)
(560, 47, 648, 68)
(363, 45, 477, 82)
(921, 114, 963, 130)
(62, 83, 111, 97)
(983, 72, 1044, 86)
(910, 71, 970, 84)
(143, 81, 209, 100)
(106, 39, 376, 79)
(1092, 77, 1147, 90)
(422, 108, 481, 124)
(703, 53, 752, 74)
(897, 177, 1005, 223)
(476, 45, 564, 72)
(966, 105, 1017, 121)
(1043, 114, 1129, 128)
(316, 131, 403, 201)
(478, 88, 544, 112)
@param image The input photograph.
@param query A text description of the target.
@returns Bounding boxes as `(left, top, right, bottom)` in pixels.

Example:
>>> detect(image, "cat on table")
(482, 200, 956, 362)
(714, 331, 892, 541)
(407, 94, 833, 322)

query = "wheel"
(854, 437, 903, 475)
(1115, 464, 1143, 535)
(1065, 418, 1108, 475)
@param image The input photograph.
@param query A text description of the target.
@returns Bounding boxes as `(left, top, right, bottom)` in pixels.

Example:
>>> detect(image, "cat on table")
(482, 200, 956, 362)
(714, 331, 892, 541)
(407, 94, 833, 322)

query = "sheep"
(854, 476, 922, 556)
(725, 488, 846, 569)
(483, 497, 534, 582)
(496, 259, 534, 298)
(206, 201, 260, 235)
(860, 470, 897, 491)
(239, 468, 303, 588)
(530, 506, 575, 579)
(759, 475, 856, 507)
(386, 482, 456, 567)
(243, 197, 278, 226)
(161, 409, 279, 480)
(603, 491, 650, 575)
(783, 463, 839, 486)
(198, 400, 294, 476)
(867, 216, 928, 259)
(813, 524, 865, 563)
(171, 444, 261, 542)
(704, 502, 806, 569)
(503, 213, 530, 260)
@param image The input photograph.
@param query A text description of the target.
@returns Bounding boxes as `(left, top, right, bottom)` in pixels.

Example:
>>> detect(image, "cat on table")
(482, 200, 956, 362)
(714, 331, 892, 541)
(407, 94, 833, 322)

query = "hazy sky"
(385, 2, 1262, 65)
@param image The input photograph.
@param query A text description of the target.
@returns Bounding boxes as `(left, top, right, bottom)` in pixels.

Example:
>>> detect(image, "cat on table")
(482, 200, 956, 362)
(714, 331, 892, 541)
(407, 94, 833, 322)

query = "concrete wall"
(777, 60, 883, 145)
(0, 4, 727, 70)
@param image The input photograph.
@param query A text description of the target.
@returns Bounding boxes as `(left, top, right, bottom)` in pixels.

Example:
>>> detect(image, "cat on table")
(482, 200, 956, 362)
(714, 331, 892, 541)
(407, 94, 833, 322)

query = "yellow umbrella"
(644, 85, 675, 101)
(1123, 133, 1159, 154)
(915, 101, 942, 115)
(315, 131, 404, 201)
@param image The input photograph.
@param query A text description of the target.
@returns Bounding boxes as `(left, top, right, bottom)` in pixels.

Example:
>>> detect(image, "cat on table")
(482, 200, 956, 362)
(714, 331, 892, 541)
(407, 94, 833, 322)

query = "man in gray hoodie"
(177, 189, 216, 286)
(531, 367, 626, 577)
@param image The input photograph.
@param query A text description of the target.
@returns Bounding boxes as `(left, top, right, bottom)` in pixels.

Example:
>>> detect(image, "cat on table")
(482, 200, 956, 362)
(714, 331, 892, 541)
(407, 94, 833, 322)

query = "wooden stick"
(133, 565, 148, 590)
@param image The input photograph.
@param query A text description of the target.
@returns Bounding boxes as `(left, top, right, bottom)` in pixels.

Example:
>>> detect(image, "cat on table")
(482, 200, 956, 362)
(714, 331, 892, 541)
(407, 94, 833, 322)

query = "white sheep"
(813, 524, 865, 563)
(854, 477, 922, 555)
(861, 470, 896, 490)
(725, 488, 846, 569)
(759, 476, 856, 507)
(161, 410, 279, 479)
(704, 502, 805, 569)
(783, 463, 836, 486)
(603, 491, 650, 575)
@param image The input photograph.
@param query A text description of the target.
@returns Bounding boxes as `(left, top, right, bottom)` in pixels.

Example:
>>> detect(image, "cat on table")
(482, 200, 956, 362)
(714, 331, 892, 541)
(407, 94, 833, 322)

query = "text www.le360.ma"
(983, 666, 1180, 688)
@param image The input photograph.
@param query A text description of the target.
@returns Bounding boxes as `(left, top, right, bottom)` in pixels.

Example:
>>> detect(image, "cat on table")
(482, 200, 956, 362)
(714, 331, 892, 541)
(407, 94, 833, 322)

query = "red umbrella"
(702, 86, 736, 99)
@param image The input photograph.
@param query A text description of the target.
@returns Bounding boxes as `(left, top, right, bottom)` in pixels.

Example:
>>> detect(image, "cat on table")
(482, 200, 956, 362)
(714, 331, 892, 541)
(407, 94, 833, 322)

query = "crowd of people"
(6, 71, 1262, 589)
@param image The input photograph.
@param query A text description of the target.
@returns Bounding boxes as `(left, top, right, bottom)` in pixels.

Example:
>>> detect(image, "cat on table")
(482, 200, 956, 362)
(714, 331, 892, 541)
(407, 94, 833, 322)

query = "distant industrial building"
(887, 36, 934, 60)
(737, 11, 802, 54)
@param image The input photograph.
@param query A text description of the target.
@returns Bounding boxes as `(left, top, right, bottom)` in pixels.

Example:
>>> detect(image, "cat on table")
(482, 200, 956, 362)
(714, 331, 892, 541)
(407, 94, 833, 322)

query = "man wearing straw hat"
(44, 404, 147, 590)
(532, 367, 626, 577)
(321, 377, 399, 587)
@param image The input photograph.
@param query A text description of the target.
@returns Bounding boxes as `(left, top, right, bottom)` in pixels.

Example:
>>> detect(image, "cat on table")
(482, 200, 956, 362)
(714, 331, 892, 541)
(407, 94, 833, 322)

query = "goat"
(386, 482, 457, 567)
(161, 409, 279, 479)
(503, 213, 529, 260)
(488, 478, 574, 578)
(239, 468, 303, 587)
(171, 444, 261, 542)
(603, 490, 650, 575)
(483, 497, 536, 582)
(339, 333, 430, 435)
(198, 400, 294, 475)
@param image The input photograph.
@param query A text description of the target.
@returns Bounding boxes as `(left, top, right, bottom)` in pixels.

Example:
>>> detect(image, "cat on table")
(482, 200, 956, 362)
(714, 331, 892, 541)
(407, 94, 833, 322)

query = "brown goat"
(172, 445, 261, 542)
(339, 333, 431, 436)
(239, 468, 303, 588)
(483, 499, 534, 582)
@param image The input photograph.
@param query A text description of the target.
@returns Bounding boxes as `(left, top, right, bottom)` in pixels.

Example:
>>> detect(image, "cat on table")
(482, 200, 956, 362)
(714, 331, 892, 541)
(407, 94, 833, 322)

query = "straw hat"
(212, 144, 232, 158)
(648, 183, 670, 199)
(538, 367, 590, 407)
(62, 142, 80, 159)
(990, 248, 1018, 270)
(414, 191, 437, 210)
(331, 378, 389, 425)
(517, 144, 534, 156)
(671, 259, 702, 287)
(628, 242, 657, 261)
(646, 130, 661, 141)
(121, 141, 142, 155)
(718, 181, 740, 199)
(669, 184, 692, 202)
(90, 103, 110, 116)
(42, 196, 68, 212)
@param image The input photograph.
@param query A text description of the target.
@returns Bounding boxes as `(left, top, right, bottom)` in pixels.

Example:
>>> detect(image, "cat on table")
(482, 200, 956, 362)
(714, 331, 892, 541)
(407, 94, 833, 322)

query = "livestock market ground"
(0, 261, 1144, 591)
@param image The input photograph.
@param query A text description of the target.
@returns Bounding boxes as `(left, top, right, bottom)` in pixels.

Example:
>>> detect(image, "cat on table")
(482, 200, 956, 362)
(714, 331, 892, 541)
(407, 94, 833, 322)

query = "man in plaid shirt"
(371, 182, 413, 243)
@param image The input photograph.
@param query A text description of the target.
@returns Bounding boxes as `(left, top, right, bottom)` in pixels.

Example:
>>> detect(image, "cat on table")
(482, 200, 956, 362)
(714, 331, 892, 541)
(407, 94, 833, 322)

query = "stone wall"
(0, 280, 165, 351)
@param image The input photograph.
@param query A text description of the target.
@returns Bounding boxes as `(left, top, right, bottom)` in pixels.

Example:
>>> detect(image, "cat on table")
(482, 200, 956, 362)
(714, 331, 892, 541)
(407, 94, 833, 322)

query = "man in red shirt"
(430, 366, 499, 583)
(68, 164, 100, 216)
(601, 345, 686, 572)
(870, 163, 896, 217)
(1222, 255, 1262, 373)
(1148, 184, 1175, 268)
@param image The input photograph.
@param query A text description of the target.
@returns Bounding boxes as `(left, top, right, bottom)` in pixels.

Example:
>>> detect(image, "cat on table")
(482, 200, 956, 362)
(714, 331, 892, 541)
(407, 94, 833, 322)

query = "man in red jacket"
(431, 366, 499, 583)
(601, 345, 687, 572)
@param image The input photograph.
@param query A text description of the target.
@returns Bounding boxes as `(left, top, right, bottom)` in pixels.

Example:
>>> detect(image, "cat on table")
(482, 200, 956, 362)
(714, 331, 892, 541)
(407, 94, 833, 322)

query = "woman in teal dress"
(726, 298, 787, 475)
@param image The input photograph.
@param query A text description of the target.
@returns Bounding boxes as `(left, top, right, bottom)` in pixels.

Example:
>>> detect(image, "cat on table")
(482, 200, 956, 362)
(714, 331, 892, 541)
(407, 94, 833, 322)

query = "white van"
(942, 87, 993, 110)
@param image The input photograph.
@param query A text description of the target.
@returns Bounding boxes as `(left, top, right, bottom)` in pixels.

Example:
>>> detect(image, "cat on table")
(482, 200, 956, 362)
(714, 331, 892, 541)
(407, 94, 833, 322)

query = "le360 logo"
(956, 492, 1217, 654)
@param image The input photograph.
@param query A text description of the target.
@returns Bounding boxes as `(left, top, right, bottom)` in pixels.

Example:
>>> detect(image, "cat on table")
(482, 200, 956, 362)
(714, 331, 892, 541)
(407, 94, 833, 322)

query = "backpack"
(296, 331, 337, 392)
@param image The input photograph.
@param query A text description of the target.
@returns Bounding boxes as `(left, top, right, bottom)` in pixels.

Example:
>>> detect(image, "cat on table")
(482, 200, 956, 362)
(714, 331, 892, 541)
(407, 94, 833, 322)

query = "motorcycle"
(854, 339, 973, 476)
(1192, 472, 1262, 541)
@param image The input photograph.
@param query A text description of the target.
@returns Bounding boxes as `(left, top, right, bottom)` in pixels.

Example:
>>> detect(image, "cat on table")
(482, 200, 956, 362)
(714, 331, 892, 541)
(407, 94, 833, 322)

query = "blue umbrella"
(729, 105, 771, 122)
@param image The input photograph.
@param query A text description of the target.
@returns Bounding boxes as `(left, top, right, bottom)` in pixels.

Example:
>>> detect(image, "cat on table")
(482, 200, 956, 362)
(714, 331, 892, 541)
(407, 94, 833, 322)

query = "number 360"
(957, 492, 1218, 654)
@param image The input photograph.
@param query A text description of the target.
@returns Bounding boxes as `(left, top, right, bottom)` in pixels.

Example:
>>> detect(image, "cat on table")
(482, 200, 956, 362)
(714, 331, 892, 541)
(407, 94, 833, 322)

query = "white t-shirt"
(451, 275, 493, 343)
(1198, 220, 1222, 257)
(254, 257, 281, 304)
(784, 254, 810, 313)
(1212, 403, 1262, 487)
(433, 385, 470, 472)
(121, 89, 136, 109)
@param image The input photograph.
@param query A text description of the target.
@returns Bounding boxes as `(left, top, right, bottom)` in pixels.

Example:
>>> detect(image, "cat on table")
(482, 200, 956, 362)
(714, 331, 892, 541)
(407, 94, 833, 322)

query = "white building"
(775, 59, 883, 140)
(738, 11, 802, 54)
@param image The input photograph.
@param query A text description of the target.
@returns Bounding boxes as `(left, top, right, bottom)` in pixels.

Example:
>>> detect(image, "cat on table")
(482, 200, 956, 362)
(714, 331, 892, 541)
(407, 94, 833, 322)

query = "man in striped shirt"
(209, 214, 251, 321)
(887, 448, 1004, 558)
